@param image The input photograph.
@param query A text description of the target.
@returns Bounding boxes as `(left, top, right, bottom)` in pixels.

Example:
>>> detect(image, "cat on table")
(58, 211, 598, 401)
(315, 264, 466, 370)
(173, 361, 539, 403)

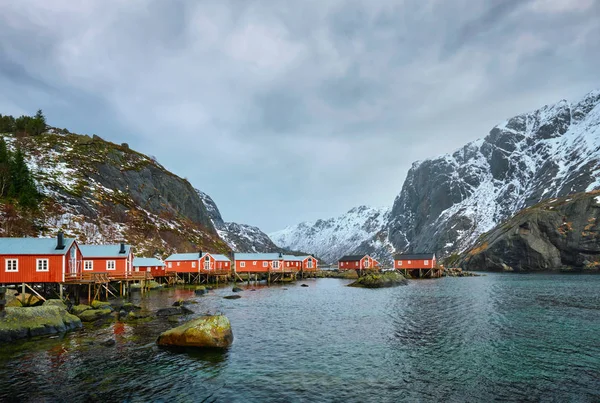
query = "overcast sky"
(0, 0, 599, 232)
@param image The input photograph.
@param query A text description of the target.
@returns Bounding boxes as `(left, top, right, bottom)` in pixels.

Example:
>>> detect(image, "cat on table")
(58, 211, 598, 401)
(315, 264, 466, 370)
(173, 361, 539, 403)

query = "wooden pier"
(398, 267, 444, 279)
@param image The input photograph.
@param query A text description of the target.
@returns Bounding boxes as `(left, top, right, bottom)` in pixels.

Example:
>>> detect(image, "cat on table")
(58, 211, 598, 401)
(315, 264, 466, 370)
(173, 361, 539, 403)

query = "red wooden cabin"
(165, 252, 231, 274)
(338, 255, 379, 271)
(284, 255, 318, 272)
(0, 233, 83, 284)
(394, 253, 436, 270)
(133, 257, 166, 277)
(79, 243, 134, 278)
(234, 253, 286, 273)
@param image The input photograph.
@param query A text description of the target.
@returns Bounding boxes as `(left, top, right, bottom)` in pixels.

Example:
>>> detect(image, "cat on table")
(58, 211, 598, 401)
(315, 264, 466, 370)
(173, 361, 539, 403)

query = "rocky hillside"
(269, 206, 390, 263)
(459, 191, 600, 272)
(271, 89, 600, 264)
(197, 190, 281, 253)
(0, 130, 272, 257)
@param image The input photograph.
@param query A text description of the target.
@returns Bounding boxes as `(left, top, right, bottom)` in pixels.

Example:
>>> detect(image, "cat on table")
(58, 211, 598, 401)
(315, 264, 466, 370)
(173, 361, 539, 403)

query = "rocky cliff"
(459, 191, 600, 272)
(0, 130, 246, 256)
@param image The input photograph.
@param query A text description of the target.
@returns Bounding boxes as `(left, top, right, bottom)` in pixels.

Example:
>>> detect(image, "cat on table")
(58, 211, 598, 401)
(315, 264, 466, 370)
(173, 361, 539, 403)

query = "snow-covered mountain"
(269, 206, 390, 264)
(197, 190, 282, 253)
(271, 89, 600, 264)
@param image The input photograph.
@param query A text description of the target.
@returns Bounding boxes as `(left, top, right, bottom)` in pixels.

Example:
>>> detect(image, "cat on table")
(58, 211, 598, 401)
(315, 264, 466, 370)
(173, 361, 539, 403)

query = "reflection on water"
(0, 275, 599, 402)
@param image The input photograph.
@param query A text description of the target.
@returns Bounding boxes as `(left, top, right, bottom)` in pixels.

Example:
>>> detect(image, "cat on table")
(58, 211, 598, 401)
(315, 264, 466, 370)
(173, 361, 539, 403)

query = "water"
(1, 274, 599, 402)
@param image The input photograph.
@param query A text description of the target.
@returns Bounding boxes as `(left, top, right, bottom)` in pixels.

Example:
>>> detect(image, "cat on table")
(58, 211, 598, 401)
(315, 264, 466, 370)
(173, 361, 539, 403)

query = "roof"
(211, 254, 231, 262)
(338, 255, 368, 262)
(0, 237, 76, 255)
(165, 253, 201, 261)
(283, 255, 314, 261)
(79, 244, 132, 258)
(133, 257, 165, 267)
(234, 253, 283, 261)
(394, 253, 435, 260)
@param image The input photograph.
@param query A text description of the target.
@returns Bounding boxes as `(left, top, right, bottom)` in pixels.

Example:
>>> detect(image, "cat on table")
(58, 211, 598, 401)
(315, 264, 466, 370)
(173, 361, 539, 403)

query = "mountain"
(270, 89, 600, 264)
(269, 206, 390, 264)
(196, 190, 281, 253)
(459, 191, 600, 272)
(0, 129, 275, 257)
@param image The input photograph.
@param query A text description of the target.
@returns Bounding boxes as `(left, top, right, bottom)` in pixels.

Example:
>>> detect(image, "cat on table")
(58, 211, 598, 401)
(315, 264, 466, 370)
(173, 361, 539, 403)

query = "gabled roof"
(133, 257, 165, 267)
(338, 255, 368, 262)
(211, 254, 231, 262)
(394, 253, 435, 260)
(234, 253, 283, 261)
(284, 255, 315, 262)
(79, 244, 132, 258)
(0, 237, 76, 255)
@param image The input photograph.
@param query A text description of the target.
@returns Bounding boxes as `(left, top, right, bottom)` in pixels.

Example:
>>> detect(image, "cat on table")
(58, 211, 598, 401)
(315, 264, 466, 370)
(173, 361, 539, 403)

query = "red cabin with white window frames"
(393, 253, 436, 270)
(284, 255, 318, 272)
(234, 253, 285, 273)
(79, 243, 134, 278)
(337, 254, 379, 271)
(0, 233, 83, 284)
(133, 257, 166, 277)
(165, 252, 231, 274)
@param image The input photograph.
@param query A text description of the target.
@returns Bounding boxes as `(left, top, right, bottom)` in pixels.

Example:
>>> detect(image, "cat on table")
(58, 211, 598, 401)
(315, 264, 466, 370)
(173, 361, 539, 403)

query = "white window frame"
(177, 262, 180, 266)
(84, 260, 94, 271)
(225, 262, 229, 267)
(168, 262, 172, 268)
(240, 261, 246, 268)
(192, 261, 196, 268)
(424, 260, 429, 265)
(5, 259, 18, 272)
(398, 260, 402, 266)
(36, 259, 49, 272)
(106, 260, 116, 271)
(307, 260, 313, 269)
(253, 261, 257, 266)
(263, 261, 268, 268)
(272, 260, 279, 269)
(408, 260, 412, 264)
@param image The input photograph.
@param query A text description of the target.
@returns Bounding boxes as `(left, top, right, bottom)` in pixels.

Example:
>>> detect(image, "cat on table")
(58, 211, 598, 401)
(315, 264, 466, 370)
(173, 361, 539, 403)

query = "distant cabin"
(0, 233, 83, 284)
(79, 243, 134, 278)
(234, 253, 285, 273)
(394, 253, 436, 270)
(165, 252, 231, 274)
(133, 257, 166, 277)
(338, 255, 379, 271)
(283, 255, 318, 272)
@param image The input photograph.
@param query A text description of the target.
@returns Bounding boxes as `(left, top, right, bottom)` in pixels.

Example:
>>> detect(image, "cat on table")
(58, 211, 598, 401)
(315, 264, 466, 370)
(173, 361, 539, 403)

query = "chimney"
(56, 231, 65, 250)
(278, 252, 283, 259)
(119, 243, 126, 254)
(199, 250, 203, 258)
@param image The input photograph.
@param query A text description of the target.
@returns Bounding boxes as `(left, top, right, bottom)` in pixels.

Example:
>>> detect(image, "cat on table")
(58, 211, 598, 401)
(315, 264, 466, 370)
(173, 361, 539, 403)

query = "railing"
(64, 272, 110, 283)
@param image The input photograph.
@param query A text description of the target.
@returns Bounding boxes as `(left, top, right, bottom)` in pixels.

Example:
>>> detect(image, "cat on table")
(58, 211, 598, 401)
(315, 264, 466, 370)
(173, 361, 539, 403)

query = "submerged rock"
(0, 306, 82, 342)
(194, 286, 207, 296)
(156, 306, 194, 317)
(223, 295, 241, 300)
(78, 308, 113, 322)
(91, 300, 113, 311)
(156, 315, 233, 348)
(348, 272, 408, 288)
(146, 281, 162, 290)
(232, 287, 243, 292)
(301, 284, 309, 287)
(72, 304, 92, 315)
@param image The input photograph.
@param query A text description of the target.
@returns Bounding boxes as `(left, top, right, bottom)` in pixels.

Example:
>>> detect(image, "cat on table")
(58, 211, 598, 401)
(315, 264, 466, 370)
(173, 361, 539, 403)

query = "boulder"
(101, 338, 116, 347)
(156, 306, 194, 317)
(125, 310, 153, 321)
(7, 293, 42, 307)
(223, 295, 241, 300)
(348, 272, 408, 288)
(78, 308, 113, 322)
(72, 304, 92, 315)
(157, 315, 233, 349)
(194, 286, 207, 296)
(146, 281, 162, 290)
(301, 284, 309, 287)
(0, 306, 82, 343)
(91, 300, 113, 311)
(121, 302, 141, 312)
(232, 287, 243, 293)
(43, 299, 67, 310)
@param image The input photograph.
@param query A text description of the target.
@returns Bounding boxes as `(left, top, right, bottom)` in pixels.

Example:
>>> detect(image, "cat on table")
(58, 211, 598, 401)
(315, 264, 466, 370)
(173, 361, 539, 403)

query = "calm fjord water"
(1, 274, 599, 402)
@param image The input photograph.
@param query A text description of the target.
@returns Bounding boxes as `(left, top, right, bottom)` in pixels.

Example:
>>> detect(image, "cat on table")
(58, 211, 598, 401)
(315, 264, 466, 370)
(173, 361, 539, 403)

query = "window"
(253, 261, 257, 266)
(273, 261, 279, 269)
(168, 262, 172, 268)
(5, 259, 18, 272)
(36, 259, 49, 272)
(147, 268, 151, 272)
(424, 260, 429, 265)
(225, 262, 229, 267)
(192, 261, 196, 268)
(263, 262, 268, 267)
(398, 260, 402, 266)
(307, 260, 313, 269)
(107, 260, 116, 270)
(84, 260, 93, 271)
(240, 262, 246, 268)
(177, 262, 180, 266)
(408, 260, 412, 264)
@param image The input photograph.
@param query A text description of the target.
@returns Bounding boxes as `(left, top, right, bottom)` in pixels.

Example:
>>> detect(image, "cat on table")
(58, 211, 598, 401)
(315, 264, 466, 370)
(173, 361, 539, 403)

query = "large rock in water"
(0, 306, 82, 342)
(348, 271, 408, 288)
(157, 315, 233, 348)
(459, 191, 600, 272)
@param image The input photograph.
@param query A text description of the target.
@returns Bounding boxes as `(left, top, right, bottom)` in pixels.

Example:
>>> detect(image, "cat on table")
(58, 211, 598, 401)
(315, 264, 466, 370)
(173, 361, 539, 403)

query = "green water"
(0, 274, 599, 402)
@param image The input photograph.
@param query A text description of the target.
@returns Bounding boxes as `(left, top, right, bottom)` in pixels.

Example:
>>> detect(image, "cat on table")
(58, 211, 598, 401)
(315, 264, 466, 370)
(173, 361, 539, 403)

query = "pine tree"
(31, 109, 46, 136)
(9, 147, 39, 207)
(0, 137, 9, 197)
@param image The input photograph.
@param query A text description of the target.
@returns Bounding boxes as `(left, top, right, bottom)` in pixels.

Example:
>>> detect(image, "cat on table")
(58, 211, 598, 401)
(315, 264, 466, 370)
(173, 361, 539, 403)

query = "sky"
(0, 0, 599, 233)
